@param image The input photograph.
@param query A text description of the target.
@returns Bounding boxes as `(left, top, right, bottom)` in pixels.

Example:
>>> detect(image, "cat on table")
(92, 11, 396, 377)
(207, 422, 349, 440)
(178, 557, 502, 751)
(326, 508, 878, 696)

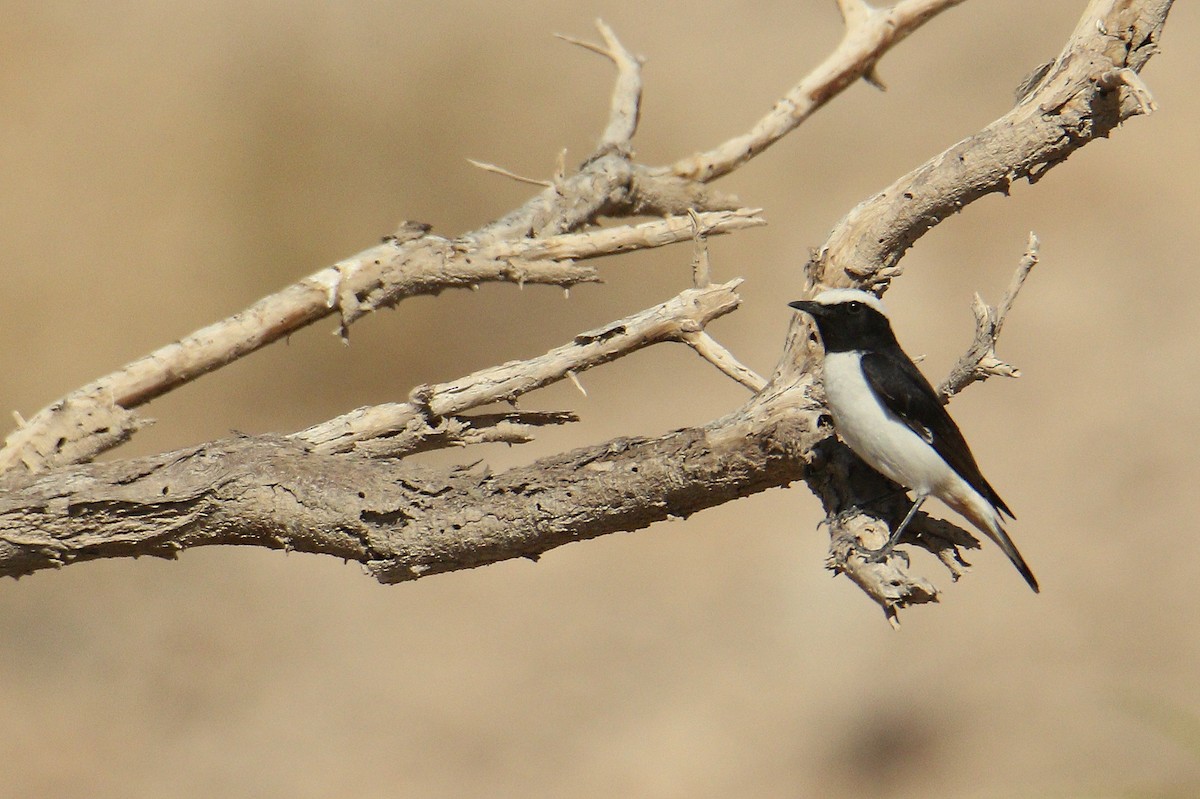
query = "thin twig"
(479, 209, 765, 262)
(993, 232, 1040, 337)
(667, 0, 967, 182)
(687, 208, 712, 288)
(681, 331, 766, 392)
(557, 18, 643, 151)
(351, 411, 580, 458)
(297, 280, 744, 456)
(938, 232, 1040, 400)
(467, 158, 552, 187)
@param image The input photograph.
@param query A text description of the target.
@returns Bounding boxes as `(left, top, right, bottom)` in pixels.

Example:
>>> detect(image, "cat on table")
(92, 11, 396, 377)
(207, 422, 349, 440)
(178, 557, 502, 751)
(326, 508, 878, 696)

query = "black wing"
(859, 351, 1013, 518)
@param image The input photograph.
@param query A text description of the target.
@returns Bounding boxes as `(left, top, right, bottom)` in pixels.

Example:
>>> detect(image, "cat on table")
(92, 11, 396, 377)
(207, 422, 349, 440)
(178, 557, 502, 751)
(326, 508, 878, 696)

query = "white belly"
(821, 351, 958, 496)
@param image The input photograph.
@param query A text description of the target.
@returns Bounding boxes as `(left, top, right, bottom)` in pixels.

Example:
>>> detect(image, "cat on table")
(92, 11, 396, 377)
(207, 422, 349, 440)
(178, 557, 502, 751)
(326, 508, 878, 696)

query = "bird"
(789, 288, 1039, 592)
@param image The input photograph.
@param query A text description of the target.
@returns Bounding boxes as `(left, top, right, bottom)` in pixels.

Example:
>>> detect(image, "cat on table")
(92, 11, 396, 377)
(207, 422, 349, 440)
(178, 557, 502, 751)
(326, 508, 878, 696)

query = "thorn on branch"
(567, 370, 588, 397)
(386, 220, 434, 245)
(835, 0, 890, 90)
(862, 67, 887, 92)
(553, 29, 612, 59)
(330, 264, 359, 345)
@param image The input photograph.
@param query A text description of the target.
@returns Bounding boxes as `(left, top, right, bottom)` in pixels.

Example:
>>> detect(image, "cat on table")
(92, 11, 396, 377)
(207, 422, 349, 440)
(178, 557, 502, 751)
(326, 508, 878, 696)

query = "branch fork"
(938, 233, 1040, 400)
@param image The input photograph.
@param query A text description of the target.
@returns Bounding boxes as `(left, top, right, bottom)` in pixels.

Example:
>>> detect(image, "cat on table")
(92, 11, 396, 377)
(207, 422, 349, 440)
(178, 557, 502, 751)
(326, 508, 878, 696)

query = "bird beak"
(788, 300, 822, 316)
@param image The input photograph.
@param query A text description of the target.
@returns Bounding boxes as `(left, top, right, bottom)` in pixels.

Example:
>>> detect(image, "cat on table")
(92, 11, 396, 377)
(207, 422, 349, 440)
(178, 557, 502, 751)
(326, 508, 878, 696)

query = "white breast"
(821, 351, 955, 496)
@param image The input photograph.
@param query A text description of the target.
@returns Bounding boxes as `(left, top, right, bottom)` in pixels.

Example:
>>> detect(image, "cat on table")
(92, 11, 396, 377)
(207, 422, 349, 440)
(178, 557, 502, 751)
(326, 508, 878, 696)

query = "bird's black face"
(788, 295, 896, 353)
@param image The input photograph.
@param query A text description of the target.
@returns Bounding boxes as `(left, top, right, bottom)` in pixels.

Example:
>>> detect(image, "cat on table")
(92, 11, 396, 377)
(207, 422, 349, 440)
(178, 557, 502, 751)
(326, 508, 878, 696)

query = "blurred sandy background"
(1, 1, 1197, 797)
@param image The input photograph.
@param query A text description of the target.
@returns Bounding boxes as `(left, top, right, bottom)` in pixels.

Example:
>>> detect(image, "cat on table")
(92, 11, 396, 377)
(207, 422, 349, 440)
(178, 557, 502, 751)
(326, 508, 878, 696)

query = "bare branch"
(467, 158, 552, 187)
(352, 411, 579, 458)
(674, 210, 764, 390)
(805, 0, 1170, 293)
(0, 400, 817, 582)
(667, 0, 967, 182)
(938, 232, 1040, 400)
(994, 233, 1040, 336)
(297, 280, 745, 457)
(557, 19, 643, 152)
(0, 210, 761, 475)
(680, 332, 766, 393)
(478, 208, 764, 263)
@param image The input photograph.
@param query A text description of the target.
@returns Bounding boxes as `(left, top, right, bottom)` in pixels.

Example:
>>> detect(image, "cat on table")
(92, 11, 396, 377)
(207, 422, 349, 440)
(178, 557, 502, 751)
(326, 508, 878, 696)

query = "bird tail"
(948, 492, 1039, 593)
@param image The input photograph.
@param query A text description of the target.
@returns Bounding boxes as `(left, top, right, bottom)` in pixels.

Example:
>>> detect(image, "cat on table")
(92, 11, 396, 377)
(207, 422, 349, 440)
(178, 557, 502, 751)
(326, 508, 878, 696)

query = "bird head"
(788, 288, 894, 352)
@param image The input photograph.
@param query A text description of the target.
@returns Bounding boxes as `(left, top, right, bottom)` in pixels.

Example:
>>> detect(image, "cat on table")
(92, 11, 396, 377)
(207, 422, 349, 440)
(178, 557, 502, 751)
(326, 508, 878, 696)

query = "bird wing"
(859, 351, 1013, 518)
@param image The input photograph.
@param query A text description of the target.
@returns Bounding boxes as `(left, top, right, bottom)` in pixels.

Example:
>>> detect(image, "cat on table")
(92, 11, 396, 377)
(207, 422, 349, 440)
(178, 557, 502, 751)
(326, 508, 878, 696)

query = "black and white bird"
(789, 288, 1039, 592)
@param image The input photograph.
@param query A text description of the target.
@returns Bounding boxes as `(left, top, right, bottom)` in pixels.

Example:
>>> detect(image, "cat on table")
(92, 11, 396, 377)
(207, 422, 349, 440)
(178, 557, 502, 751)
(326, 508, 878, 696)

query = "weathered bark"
(0, 397, 819, 584)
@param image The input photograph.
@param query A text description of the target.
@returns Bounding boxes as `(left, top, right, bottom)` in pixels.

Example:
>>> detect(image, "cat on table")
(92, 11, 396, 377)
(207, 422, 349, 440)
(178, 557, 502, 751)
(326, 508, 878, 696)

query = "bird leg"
(855, 495, 927, 564)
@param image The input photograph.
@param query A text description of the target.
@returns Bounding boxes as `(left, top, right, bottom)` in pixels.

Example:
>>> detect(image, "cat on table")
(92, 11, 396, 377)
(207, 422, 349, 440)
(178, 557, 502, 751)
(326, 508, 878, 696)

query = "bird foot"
(819, 505, 864, 529)
(822, 506, 911, 566)
(818, 488, 910, 531)
(851, 538, 910, 567)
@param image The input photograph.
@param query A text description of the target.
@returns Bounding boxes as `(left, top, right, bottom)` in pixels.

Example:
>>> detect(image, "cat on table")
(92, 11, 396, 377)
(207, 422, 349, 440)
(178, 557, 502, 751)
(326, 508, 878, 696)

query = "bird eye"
(846, 301, 862, 313)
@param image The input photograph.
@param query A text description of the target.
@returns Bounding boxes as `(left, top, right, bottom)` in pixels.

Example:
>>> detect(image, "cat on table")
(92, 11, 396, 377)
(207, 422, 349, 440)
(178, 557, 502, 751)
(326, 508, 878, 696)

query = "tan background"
(2, 2, 1198, 796)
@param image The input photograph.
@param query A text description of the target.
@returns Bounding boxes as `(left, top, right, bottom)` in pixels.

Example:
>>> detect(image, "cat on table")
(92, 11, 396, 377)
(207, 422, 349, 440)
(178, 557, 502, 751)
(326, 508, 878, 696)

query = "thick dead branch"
(0, 398, 819, 582)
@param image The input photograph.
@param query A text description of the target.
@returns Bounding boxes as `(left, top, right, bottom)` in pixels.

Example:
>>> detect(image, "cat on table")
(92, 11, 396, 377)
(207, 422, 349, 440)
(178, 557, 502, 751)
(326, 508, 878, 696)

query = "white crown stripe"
(809, 288, 887, 316)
